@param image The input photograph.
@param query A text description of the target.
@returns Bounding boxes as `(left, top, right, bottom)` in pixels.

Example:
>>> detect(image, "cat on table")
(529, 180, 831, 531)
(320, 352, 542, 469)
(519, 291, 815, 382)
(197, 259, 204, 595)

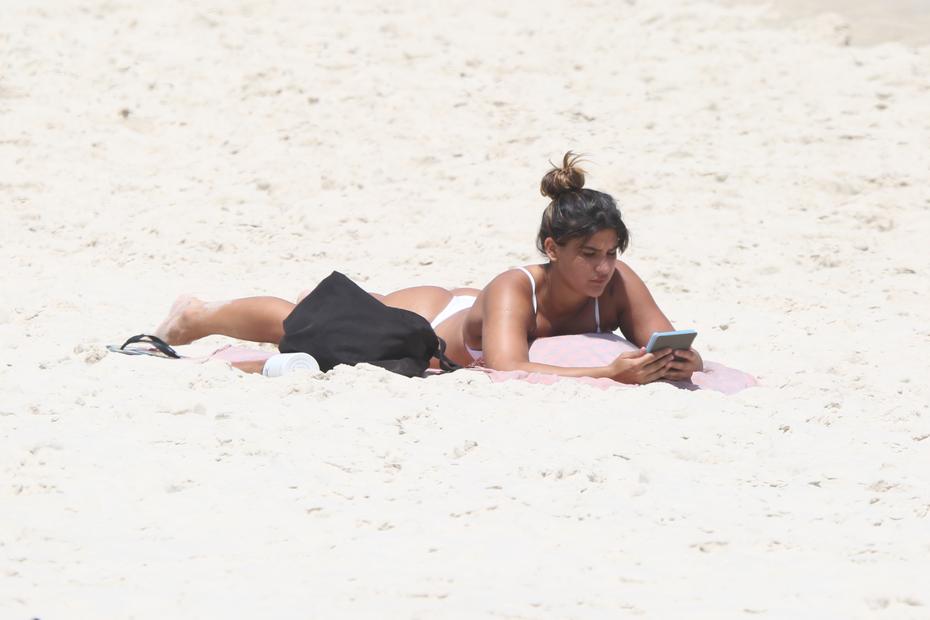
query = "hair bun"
(540, 151, 586, 199)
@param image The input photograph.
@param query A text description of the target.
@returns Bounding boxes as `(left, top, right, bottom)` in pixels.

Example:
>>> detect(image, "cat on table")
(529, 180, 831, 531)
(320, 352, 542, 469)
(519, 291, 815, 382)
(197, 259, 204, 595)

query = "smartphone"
(645, 329, 697, 353)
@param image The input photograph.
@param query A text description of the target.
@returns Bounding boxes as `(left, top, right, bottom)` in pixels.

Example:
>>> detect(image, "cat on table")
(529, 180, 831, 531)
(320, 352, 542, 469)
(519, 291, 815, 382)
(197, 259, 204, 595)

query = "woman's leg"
(297, 289, 384, 304)
(154, 295, 295, 345)
(298, 286, 450, 321)
(155, 284, 464, 347)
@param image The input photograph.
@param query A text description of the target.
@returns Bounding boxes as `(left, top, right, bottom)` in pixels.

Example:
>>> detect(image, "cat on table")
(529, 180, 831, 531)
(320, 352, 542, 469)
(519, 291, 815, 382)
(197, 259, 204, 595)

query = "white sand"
(724, 0, 930, 46)
(2, 0, 929, 617)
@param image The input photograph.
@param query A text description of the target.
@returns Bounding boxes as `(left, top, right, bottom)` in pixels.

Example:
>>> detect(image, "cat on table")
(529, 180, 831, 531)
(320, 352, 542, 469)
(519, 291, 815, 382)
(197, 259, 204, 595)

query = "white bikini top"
(516, 266, 601, 333)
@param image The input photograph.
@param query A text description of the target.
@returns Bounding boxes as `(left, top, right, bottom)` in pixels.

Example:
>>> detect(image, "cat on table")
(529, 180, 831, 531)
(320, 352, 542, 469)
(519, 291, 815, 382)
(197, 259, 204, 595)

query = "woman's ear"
(543, 237, 559, 262)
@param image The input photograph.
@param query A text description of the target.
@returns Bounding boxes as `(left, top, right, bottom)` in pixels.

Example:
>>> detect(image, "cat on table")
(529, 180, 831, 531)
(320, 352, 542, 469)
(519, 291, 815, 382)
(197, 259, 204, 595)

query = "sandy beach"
(725, 0, 930, 46)
(2, 0, 929, 617)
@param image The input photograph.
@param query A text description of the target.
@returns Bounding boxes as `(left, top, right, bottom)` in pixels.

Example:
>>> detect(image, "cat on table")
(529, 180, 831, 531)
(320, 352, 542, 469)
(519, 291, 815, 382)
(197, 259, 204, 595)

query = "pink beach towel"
(205, 345, 275, 364)
(133, 336, 755, 394)
(478, 333, 756, 395)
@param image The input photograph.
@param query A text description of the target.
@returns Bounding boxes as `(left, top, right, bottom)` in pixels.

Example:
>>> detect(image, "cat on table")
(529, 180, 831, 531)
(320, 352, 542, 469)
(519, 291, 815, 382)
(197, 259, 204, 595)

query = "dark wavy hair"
(536, 152, 629, 254)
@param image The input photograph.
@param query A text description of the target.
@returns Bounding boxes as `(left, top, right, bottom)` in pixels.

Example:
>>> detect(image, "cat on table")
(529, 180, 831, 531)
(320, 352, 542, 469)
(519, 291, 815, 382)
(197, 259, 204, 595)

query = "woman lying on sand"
(155, 153, 702, 384)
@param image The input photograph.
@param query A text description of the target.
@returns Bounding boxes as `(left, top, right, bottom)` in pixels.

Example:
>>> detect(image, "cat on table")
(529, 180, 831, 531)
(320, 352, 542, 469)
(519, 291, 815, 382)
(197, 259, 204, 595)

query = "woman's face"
(547, 229, 619, 297)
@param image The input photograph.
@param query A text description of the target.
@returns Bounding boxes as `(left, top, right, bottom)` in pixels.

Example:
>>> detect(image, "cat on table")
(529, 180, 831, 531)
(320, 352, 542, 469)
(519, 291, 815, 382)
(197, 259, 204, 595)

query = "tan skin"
(155, 229, 702, 383)
(462, 229, 702, 382)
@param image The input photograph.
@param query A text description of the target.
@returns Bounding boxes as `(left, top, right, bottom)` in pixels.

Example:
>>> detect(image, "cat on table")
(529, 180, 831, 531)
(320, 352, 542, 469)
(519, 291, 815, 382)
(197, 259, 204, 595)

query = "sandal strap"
(119, 334, 181, 359)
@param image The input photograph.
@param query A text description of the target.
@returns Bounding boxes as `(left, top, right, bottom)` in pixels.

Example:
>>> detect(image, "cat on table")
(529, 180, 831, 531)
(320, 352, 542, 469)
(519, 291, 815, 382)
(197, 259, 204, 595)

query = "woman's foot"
(154, 295, 206, 345)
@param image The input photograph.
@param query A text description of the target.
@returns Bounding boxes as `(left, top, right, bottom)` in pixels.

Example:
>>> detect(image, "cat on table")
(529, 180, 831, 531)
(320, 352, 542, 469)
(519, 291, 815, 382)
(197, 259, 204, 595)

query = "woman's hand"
(608, 348, 674, 384)
(664, 348, 703, 382)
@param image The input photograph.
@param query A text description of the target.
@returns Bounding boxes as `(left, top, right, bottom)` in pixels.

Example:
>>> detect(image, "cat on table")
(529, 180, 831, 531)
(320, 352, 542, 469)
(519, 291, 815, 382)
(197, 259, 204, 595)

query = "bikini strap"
(517, 266, 599, 330)
(516, 266, 538, 314)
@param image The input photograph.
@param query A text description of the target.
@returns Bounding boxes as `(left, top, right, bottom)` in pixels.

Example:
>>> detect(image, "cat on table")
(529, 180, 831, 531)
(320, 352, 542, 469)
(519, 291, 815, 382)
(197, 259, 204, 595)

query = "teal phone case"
(645, 329, 697, 353)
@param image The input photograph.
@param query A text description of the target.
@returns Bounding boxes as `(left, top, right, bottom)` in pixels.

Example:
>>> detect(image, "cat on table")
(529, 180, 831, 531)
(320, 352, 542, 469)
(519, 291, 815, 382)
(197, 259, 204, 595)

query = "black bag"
(278, 271, 460, 377)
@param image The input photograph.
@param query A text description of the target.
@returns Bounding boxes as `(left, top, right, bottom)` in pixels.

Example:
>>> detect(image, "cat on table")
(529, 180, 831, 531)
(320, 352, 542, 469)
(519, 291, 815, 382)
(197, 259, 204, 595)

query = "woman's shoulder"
(608, 260, 642, 284)
(487, 264, 541, 285)
(601, 260, 638, 299)
(482, 265, 540, 301)
(603, 260, 655, 308)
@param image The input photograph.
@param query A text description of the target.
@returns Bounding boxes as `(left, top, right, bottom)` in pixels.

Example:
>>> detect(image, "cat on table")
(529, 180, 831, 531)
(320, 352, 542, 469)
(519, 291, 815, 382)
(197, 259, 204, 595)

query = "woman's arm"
(480, 270, 673, 383)
(613, 261, 703, 377)
(613, 261, 674, 346)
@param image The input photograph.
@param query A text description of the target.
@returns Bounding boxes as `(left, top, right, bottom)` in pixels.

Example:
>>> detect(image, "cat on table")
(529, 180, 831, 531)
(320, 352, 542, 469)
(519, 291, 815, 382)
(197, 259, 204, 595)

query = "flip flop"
(107, 334, 182, 359)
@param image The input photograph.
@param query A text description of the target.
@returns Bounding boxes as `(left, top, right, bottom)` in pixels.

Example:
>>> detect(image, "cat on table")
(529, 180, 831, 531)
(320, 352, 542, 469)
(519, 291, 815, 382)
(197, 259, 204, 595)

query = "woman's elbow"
(484, 355, 527, 372)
